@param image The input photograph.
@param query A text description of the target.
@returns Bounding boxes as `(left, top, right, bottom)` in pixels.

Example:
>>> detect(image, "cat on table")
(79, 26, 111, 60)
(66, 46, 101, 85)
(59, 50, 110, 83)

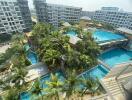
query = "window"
(6, 7, 10, 11)
(15, 7, 19, 11)
(12, 22, 15, 25)
(7, 18, 10, 21)
(2, 18, 6, 20)
(1, 2, 4, 6)
(18, 17, 22, 20)
(14, 17, 17, 19)
(10, 18, 13, 21)
(3, 7, 6, 11)
(11, 27, 14, 30)
(8, 12, 12, 16)
(9, 22, 12, 25)
(4, 23, 8, 25)
(0, 12, 4, 15)
(5, 2, 8, 6)
(5, 12, 8, 16)
(20, 21, 23, 24)
(17, 12, 21, 16)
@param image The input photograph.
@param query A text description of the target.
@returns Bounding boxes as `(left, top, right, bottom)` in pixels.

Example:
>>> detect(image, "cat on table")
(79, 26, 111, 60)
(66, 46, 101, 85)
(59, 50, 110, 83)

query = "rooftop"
(116, 27, 132, 35)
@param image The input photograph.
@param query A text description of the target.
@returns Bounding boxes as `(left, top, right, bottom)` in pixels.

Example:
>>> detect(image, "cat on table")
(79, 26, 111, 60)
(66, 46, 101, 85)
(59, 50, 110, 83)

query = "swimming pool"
(20, 65, 109, 100)
(27, 51, 38, 65)
(79, 65, 109, 79)
(93, 30, 125, 43)
(66, 30, 125, 43)
(67, 31, 77, 37)
(20, 71, 65, 100)
(99, 48, 132, 68)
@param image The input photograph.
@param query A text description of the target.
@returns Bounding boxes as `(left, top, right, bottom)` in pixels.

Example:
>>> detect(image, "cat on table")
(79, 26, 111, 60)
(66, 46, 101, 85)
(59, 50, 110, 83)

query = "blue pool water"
(27, 51, 38, 65)
(93, 30, 125, 43)
(20, 71, 65, 100)
(20, 65, 109, 100)
(67, 31, 77, 37)
(79, 65, 109, 79)
(99, 48, 132, 68)
(66, 30, 125, 43)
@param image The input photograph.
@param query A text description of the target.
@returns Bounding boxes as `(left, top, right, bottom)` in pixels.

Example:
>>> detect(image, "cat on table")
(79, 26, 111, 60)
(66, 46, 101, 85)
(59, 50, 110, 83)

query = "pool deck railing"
(98, 38, 128, 46)
(100, 63, 132, 100)
(98, 59, 111, 70)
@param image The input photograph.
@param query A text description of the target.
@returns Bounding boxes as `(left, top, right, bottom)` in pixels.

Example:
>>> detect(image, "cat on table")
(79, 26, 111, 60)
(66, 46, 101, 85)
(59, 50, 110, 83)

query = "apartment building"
(93, 7, 132, 30)
(34, 0, 82, 27)
(81, 11, 95, 18)
(0, 0, 32, 34)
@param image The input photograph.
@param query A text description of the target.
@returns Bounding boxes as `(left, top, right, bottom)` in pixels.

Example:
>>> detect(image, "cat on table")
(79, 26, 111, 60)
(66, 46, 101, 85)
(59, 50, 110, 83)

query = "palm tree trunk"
(61, 60, 66, 77)
(81, 88, 87, 96)
(56, 92, 60, 100)
(41, 92, 43, 100)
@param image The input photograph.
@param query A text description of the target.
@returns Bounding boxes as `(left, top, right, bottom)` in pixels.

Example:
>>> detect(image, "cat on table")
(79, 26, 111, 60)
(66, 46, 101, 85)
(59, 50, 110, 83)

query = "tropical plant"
(4, 88, 19, 100)
(31, 79, 43, 100)
(81, 77, 100, 96)
(42, 49, 61, 69)
(0, 34, 12, 43)
(63, 70, 81, 99)
(44, 73, 64, 100)
(0, 79, 11, 91)
(11, 67, 27, 87)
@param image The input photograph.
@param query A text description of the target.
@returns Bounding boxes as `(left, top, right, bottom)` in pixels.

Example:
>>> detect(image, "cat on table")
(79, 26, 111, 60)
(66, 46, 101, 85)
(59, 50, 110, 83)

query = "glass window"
(2, 18, 6, 20)
(6, 7, 10, 11)
(1, 2, 4, 6)
(3, 7, 6, 11)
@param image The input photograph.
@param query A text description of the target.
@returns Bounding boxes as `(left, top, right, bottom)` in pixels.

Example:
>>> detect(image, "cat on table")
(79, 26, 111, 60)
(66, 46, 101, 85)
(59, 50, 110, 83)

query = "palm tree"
(63, 70, 81, 99)
(44, 73, 64, 100)
(81, 77, 100, 96)
(11, 67, 27, 87)
(31, 79, 43, 100)
(4, 88, 19, 100)
(0, 79, 11, 91)
(42, 49, 61, 70)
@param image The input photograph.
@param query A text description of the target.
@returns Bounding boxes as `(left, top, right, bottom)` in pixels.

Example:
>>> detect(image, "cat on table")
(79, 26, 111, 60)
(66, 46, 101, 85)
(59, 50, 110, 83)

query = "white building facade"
(93, 7, 132, 30)
(34, 0, 82, 27)
(0, 0, 32, 34)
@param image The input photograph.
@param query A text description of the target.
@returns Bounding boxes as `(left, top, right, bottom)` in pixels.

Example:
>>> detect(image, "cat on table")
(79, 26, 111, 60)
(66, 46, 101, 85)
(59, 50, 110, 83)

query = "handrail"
(115, 64, 132, 80)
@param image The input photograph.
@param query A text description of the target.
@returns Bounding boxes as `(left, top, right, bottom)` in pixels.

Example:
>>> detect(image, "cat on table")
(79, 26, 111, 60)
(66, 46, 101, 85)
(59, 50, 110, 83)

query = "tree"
(11, 67, 27, 87)
(81, 77, 100, 96)
(31, 79, 43, 100)
(0, 34, 12, 43)
(76, 32, 100, 67)
(4, 88, 19, 100)
(0, 79, 11, 91)
(42, 49, 61, 69)
(63, 70, 81, 99)
(44, 73, 64, 100)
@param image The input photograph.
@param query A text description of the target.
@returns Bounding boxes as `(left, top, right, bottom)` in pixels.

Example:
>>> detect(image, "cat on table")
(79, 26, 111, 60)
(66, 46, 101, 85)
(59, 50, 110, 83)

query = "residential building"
(81, 11, 95, 18)
(33, 0, 82, 27)
(93, 7, 132, 30)
(0, 0, 32, 34)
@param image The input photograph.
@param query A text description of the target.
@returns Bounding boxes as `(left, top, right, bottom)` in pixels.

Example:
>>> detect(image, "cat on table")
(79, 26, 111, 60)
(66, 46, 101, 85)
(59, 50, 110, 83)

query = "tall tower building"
(0, 0, 32, 34)
(33, 0, 82, 27)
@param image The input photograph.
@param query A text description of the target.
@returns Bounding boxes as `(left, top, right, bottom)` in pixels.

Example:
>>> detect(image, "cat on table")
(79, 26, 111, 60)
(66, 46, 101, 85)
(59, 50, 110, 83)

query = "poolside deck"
(25, 62, 49, 82)
(0, 44, 10, 54)
(100, 62, 132, 100)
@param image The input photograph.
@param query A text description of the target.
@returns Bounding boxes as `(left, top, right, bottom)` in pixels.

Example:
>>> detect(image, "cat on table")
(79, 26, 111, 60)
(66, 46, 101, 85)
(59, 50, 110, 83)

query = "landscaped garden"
(0, 22, 108, 100)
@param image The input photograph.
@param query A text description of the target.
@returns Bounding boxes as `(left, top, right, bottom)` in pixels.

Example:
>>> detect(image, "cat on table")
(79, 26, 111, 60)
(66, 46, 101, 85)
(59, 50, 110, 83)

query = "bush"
(0, 34, 12, 43)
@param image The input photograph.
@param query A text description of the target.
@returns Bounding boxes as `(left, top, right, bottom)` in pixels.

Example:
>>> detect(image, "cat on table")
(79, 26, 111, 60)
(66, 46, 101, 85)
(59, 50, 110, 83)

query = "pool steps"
(101, 78, 125, 100)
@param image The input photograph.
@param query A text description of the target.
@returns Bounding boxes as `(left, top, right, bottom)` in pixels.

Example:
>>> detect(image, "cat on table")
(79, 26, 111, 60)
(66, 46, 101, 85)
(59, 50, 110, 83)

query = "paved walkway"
(0, 44, 10, 54)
